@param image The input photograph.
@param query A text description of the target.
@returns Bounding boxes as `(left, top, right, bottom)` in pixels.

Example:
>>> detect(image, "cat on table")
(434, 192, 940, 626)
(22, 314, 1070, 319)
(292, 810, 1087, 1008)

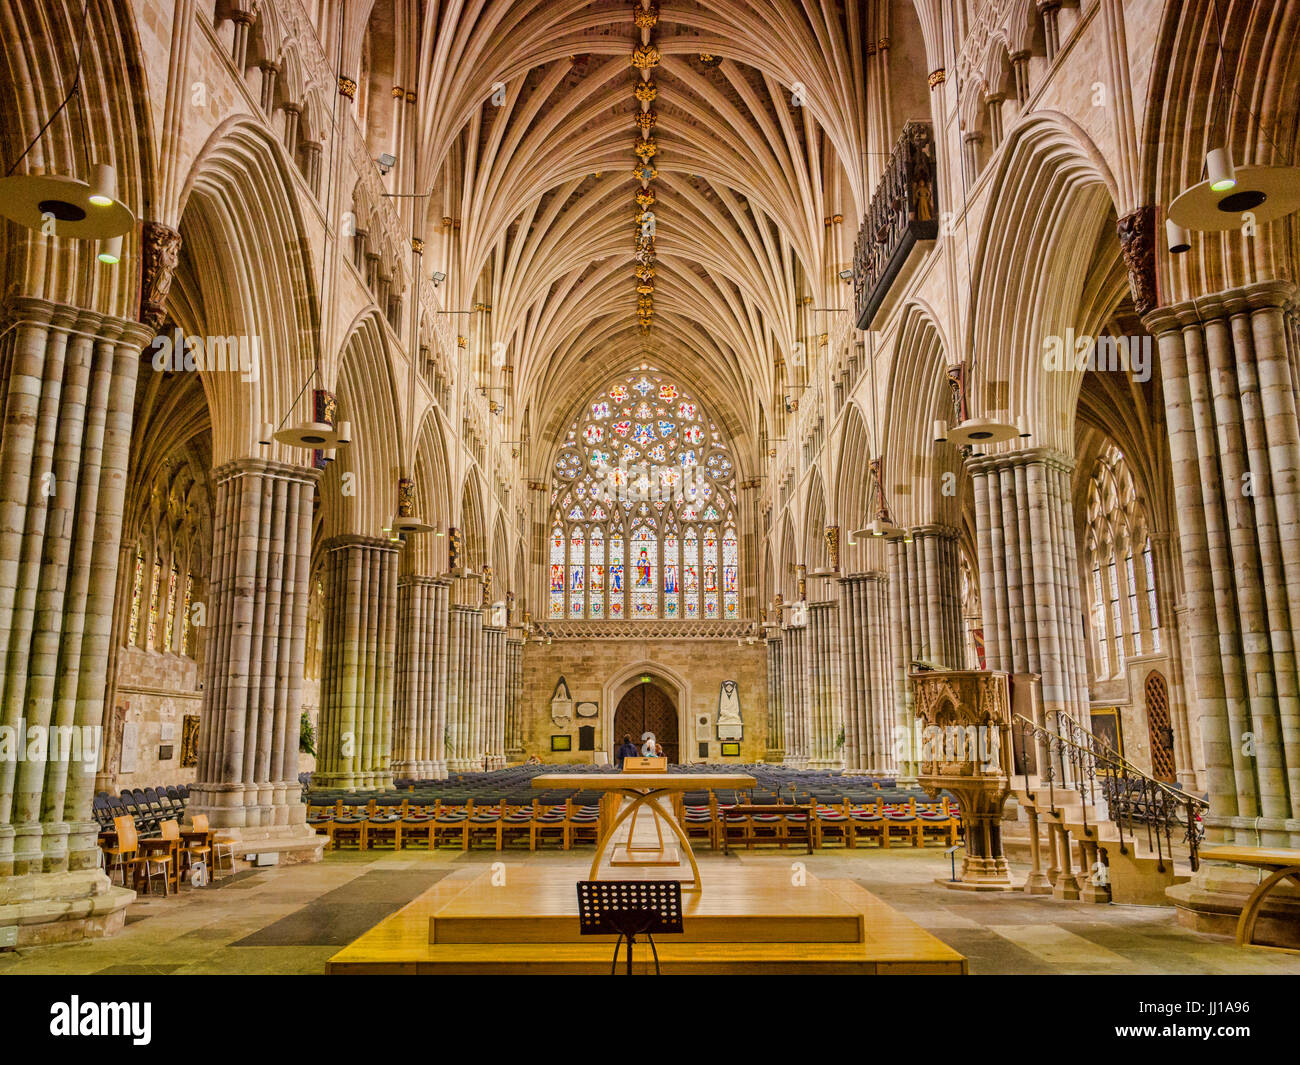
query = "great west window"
(549, 369, 740, 621)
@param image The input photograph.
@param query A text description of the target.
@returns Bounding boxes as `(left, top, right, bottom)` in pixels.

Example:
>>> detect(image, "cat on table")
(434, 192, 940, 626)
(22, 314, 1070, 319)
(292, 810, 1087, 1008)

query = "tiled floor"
(2, 847, 1296, 975)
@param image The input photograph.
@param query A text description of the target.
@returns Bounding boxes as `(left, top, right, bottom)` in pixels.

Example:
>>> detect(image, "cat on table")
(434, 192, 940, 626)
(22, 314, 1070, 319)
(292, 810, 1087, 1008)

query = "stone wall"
(519, 637, 768, 764)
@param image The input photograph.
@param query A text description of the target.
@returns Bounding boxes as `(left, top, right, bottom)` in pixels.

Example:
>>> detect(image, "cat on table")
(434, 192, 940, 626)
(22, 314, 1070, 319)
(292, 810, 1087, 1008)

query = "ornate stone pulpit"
(910, 669, 1016, 891)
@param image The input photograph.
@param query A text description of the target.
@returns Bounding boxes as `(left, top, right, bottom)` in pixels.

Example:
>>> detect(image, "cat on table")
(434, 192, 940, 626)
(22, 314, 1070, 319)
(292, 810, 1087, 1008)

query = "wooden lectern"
(622, 757, 667, 773)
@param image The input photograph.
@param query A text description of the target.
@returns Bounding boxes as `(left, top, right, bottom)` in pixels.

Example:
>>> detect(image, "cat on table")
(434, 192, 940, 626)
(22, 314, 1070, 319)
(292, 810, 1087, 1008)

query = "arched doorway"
(612, 681, 678, 763)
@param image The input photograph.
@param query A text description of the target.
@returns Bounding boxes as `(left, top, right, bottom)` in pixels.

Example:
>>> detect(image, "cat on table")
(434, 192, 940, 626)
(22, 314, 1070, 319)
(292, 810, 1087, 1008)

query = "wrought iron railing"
(852, 120, 939, 328)
(1012, 711, 1208, 873)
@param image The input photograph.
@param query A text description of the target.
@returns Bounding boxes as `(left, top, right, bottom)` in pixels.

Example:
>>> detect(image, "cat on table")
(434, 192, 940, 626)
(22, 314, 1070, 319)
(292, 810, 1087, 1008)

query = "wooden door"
(1144, 671, 1176, 782)
(612, 683, 678, 763)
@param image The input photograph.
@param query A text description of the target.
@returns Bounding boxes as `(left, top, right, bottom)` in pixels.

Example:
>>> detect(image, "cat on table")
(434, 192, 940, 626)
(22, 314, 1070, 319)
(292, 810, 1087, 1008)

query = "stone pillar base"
(0, 869, 135, 949)
(1167, 862, 1300, 950)
(1022, 870, 1053, 895)
(940, 854, 1016, 891)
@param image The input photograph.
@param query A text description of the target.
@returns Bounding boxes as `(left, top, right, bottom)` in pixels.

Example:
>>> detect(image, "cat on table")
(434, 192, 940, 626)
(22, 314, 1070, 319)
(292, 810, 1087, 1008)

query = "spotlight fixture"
(0, 165, 135, 239)
(259, 422, 274, 446)
(933, 420, 948, 443)
(838, 269, 853, 281)
(97, 235, 122, 264)
(1166, 219, 1192, 254)
(1207, 147, 1236, 192)
(431, 271, 447, 284)
(376, 153, 397, 175)
(1167, 148, 1300, 232)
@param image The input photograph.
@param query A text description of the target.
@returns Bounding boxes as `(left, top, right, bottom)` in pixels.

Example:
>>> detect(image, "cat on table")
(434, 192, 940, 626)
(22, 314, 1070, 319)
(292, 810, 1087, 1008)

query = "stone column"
(781, 621, 810, 768)
(446, 575, 483, 771)
(765, 634, 784, 762)
(0, 298, 151, 940)
(314, 535, 400, 790)
(1147, 282, 1300, 852)
(483, 624, 506, 768)
(807, 601, 844, 768)
(505, 635, 524, 757)
(189, 458, 323, 859)
(968, 450, 1089, 751)
(393, 575, 449, 780)
(839, 572, 895, 774)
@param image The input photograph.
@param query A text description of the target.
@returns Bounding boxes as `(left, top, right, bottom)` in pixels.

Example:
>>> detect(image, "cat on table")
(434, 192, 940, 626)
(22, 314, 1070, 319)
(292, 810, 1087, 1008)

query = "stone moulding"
(534, 620, 755, 640)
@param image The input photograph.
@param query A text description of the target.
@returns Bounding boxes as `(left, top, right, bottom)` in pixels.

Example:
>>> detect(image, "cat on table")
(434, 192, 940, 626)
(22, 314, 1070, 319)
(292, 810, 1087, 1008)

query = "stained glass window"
(631, 524, 657, 617)
(1143, 539, 1161, 652)
(548, 368, 741, 620)
(1125, 551, 1141, 655)
(164, 564, 179, 652)
(569, 526, 586, 618)
(1085, 445, 1162, 680)
(128, 550, 144, 645)
(702, 526, 719, 619)
(147, 560, 162, 648)
(181, 574, 194, 657)
(609, 529, 625, 618)
(1107, 559, 1123, 668)
(722, 526, 738, 619)
(663, 530, 679, 618)
(1092, 564, 1108, 676)
(589, 525, 605, 618)
(549, 523, 565, 619)
(683, 527, 699, 618)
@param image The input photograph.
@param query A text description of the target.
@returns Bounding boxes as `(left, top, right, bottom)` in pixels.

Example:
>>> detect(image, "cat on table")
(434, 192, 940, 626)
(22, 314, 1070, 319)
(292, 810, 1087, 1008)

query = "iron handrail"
(1012, 711, 1207, 872)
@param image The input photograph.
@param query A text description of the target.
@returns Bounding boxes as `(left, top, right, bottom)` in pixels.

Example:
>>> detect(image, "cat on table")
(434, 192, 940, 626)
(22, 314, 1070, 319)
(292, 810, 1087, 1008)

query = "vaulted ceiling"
(407, 0, 894, 467)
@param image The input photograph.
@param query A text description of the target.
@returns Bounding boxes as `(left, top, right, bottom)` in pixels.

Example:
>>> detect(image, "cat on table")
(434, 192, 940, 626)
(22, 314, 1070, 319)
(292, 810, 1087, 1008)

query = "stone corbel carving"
(138, 222, 182, 332)
(1117, 205, 1157, 317)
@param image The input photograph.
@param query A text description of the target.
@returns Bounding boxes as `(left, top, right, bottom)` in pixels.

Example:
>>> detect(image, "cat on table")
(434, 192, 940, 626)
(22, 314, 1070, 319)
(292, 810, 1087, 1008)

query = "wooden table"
(1199, 845, 1300, 953)
(532, 772, 756, 893)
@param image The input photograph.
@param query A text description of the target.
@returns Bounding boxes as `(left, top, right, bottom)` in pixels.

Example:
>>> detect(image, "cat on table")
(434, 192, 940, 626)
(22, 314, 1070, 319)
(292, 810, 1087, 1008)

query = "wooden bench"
(1199, 845, 1300, 954)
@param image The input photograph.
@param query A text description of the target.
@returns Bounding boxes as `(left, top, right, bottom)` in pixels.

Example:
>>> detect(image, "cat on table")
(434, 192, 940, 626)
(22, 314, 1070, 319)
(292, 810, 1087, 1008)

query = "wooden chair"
(101, 815, 139, 886)
(190, 813, 238, 874)
(467, 801, 504, 850)
(161, 819, 208, 887)
(919, 798, 958, 846)
(532, 801, 568, 849)
(399, 805, 435, 849)
(847, 801, 884, 848)
(365, 810, 402, 850)
(433, 800, 470, 850)
(565, 801, 600, 848)
(679, 793, 717, 851)
(883, 798, 922, 847)
(814, 800, 851, 848)
(131, 822, 174, 897)
(499, 802, 536, 850)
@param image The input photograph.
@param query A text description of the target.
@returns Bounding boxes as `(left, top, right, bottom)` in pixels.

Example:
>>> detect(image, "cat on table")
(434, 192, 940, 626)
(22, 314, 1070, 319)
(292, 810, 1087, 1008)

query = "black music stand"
(576, 880, 684, 975)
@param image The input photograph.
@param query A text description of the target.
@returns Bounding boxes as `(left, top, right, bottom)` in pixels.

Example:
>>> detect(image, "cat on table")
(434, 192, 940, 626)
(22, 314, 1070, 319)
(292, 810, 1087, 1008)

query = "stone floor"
(1, 846, 1297, 975)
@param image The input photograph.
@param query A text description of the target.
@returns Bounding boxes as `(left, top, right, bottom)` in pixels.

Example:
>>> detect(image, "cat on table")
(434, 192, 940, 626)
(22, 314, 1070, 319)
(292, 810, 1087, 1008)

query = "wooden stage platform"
(326, 862, 967, 974)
